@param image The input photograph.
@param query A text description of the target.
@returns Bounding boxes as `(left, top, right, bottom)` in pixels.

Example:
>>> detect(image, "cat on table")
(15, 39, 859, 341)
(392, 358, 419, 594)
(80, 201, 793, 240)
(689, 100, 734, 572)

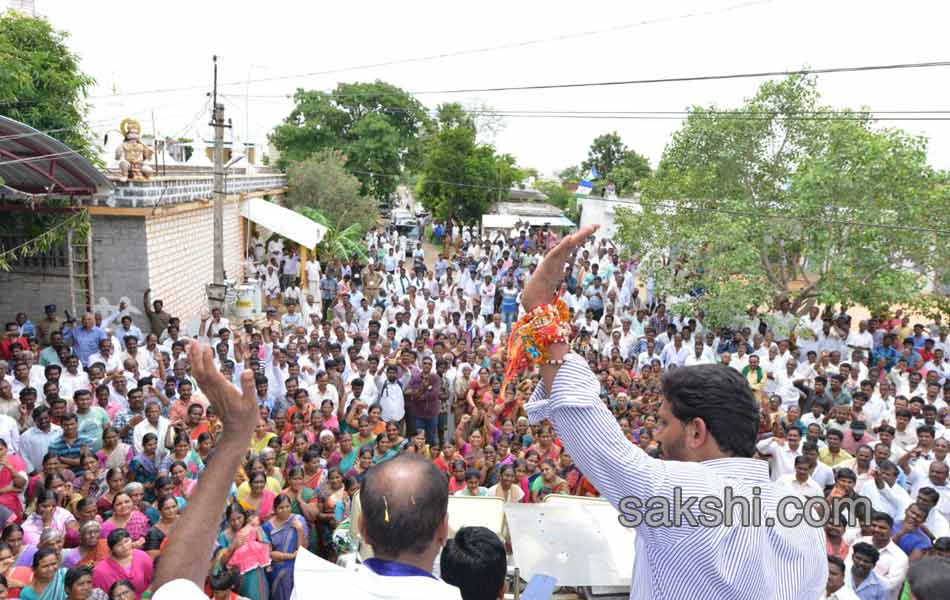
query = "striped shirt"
(525, 353, 827, 600)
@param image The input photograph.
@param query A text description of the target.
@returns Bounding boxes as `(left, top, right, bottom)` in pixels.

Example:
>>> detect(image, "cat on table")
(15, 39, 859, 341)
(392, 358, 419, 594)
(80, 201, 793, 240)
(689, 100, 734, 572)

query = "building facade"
(0, 173, 287, 323)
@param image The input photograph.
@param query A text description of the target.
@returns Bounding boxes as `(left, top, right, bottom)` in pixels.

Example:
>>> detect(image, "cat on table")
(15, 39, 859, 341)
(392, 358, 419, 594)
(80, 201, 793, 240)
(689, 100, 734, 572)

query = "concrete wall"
(0, 268, 72, 323)
(91, 216, 150, 317)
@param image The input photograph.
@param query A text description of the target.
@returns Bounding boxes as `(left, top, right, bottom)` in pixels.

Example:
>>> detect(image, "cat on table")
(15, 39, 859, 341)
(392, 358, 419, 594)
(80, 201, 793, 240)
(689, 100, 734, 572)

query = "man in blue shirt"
(892, 503, 933, 560)
(849, 542, 888, 600)
(62, 313, 107, 366)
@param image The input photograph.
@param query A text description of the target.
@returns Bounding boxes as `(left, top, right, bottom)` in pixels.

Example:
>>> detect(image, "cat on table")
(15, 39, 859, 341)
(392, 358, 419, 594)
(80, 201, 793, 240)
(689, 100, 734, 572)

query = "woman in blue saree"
(215, 504, 269, 600)
(128, 434, 161, 504)
(261, 495, 305, 600)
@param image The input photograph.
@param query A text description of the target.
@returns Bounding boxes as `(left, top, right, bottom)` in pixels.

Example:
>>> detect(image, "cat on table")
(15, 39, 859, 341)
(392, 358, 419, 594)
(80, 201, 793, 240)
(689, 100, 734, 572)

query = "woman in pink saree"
(91, 529, 153, 599)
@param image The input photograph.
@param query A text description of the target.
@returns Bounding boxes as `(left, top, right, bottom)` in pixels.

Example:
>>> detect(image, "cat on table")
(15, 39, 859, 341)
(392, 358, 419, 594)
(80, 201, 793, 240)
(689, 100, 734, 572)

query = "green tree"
(536, 179, 578, 221)
(270, 80, 430, 200)
(285, 149, 378, 233)
(557, 165, 582, 185)
(582, 132, 627, 177)
(416, 107, 522, 225)
(616, 74, 947, 328)
(0, 13, 96, 272)
(578, 132, 651, 196)
(0, 12, 97, 160)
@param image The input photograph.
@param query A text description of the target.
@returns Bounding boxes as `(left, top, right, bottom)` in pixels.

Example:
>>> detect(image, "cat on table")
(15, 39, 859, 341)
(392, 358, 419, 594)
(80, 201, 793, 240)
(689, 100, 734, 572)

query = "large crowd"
(0, 217, 948, 600)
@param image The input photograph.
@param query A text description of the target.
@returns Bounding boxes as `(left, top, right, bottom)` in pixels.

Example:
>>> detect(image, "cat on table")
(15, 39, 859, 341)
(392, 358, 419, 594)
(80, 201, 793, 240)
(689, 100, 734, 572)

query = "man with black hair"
(440, 526, 506, 600)
(905, 554, 950, 600)
(848, 542, 887, 600)
(355, 454, 461, 599)
(820, 429, 854, 467)
(518, 224, 825, 600)
(208, 566, 241, 600)
(846, 512, 908, 597)
(822, 555, 859, 600)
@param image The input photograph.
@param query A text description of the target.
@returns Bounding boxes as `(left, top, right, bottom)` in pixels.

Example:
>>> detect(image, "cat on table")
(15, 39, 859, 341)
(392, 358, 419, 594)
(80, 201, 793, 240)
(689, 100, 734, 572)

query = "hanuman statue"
(115, 118, 154, 181)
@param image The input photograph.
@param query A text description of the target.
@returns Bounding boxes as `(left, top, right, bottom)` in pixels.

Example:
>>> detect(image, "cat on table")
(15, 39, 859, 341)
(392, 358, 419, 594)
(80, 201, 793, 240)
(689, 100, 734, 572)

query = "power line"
(78, 0, 777, 101)
(407, 60, 950, 95)
(237, 60, 950, 98)
(236, 95, 950, 122)
(0, 101, 211, 143)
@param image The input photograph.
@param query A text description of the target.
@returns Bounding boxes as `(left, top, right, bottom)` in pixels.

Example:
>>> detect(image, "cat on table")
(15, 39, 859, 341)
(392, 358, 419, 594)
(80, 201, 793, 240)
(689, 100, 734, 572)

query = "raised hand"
(186, 338, 258, 443)
(522, 225, 599, 311)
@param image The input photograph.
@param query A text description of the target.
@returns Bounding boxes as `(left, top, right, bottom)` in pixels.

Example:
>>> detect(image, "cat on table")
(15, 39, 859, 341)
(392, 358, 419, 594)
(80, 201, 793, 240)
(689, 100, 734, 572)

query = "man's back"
(348, 563, 462, 600)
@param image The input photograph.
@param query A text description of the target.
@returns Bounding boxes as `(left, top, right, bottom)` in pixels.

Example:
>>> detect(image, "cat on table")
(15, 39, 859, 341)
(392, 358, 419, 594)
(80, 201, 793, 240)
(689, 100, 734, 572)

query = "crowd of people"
(0, 217, 949, 600)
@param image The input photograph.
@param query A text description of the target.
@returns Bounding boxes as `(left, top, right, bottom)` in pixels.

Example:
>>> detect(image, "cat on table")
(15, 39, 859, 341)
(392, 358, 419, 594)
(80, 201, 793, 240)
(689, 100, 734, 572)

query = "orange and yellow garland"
(501, 297, 572, 393)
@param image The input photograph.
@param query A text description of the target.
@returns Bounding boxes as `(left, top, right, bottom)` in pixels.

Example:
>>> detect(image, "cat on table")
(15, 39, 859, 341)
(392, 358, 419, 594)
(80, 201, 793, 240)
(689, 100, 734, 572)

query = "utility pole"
(210, 55, 228, 286)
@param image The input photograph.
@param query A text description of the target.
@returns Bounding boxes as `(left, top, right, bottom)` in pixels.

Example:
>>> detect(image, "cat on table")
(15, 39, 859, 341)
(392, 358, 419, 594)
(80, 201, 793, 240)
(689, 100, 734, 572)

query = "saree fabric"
(262, 515, 305, 600)
(216, 530, 269, 600)
(20, 567, 65, 600)
(91, 550, 154, 599)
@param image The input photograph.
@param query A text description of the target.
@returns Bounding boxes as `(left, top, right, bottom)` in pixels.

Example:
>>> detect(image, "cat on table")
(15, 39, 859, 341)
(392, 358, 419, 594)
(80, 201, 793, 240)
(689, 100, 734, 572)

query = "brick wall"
(223, 199, 245, 283)
(144, 198, 245, 320)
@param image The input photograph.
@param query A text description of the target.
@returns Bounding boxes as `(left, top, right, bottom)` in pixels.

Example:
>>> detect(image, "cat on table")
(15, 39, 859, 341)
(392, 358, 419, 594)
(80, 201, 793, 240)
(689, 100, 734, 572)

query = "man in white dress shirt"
(520, 225, 825, 600)
(756, 426, 803, 481)
(776, 455, 824, 498)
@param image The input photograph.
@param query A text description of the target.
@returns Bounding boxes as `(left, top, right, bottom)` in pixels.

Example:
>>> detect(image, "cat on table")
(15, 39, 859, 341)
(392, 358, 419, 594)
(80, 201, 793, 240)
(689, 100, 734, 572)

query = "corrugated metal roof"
(0, 116, 112, 197)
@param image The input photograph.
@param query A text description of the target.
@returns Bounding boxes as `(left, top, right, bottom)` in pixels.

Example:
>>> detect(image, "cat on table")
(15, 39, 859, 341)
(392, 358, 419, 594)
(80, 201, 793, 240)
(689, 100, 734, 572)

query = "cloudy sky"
(33, 0, 950, 176)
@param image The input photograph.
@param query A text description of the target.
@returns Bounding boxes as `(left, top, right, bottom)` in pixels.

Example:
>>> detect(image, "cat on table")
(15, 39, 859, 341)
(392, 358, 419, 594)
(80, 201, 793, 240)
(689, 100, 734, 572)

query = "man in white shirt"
(59, 355, 90, 400)
(847, 320, 874, 356)
(857, 461, 911, 521)
(683, 338, 715, 367)
(375, 365, 405, 424)
(19, 405, 62, 474)
(88, 338, 122, 373)
(756, 427, 803, 481)
(776, 455, 824, 498)
(905, 461, 950, 521)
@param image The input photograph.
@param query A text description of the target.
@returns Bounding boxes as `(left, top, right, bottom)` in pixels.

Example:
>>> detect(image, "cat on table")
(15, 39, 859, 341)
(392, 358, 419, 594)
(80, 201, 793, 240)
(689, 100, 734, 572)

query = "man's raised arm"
(152, 339, 259, 597)
(521, 225, 722, 531)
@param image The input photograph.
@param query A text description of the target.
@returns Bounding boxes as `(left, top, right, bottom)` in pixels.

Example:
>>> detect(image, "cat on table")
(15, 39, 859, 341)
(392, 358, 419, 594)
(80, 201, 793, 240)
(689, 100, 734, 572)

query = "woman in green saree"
(20, 548, 64, 600)
(371, 434, 398, 465)
(215, 504, 269, 600)
(281, 468, 319, 556)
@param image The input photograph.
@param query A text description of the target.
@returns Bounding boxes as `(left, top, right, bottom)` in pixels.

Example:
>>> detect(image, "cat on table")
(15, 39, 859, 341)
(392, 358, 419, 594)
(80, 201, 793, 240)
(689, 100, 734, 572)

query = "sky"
(28, 0, 950, 176)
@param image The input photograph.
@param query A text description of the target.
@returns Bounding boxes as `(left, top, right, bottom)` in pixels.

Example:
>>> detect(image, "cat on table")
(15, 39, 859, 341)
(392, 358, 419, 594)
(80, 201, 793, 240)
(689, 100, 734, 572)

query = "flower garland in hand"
(501, 297, 573, 394)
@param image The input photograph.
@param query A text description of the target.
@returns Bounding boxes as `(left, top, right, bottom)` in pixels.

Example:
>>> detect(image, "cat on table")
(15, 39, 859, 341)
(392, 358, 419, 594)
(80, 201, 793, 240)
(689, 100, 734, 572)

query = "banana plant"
(297, 206, 368, 262)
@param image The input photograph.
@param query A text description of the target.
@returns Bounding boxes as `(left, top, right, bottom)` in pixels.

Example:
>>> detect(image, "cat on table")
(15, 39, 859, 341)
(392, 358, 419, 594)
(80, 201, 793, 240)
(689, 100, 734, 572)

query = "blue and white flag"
(589, 166, 599, 180)
(575, 179, 593, 196)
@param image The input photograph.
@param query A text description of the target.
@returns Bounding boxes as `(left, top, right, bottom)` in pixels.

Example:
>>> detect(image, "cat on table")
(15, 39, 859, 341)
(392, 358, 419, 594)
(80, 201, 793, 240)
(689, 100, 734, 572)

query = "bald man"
(355, 454, 462, 599)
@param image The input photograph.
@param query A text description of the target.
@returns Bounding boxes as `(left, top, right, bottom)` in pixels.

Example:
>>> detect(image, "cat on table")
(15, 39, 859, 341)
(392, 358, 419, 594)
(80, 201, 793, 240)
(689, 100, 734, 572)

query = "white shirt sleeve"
(152, 579, 207, 600)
